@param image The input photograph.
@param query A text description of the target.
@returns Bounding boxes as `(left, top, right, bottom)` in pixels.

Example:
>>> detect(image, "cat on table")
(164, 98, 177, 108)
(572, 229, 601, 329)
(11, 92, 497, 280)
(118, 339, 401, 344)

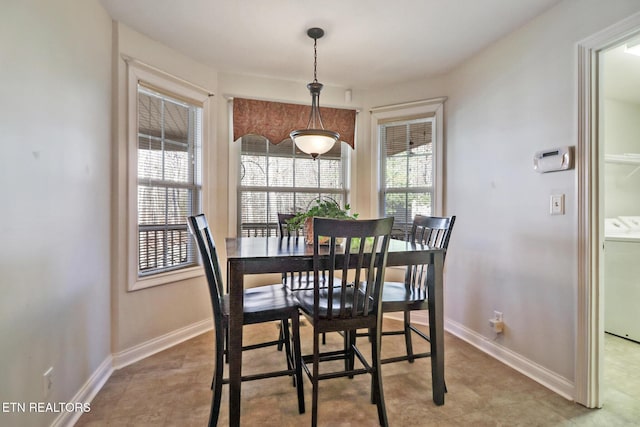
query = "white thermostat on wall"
(533, 146, 573, 173)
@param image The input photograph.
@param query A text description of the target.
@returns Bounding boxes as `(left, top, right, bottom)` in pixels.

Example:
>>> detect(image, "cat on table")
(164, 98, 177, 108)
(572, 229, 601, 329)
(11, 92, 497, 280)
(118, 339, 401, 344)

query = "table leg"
(227, 261, 244, 426)
(428, 251, 445, 405)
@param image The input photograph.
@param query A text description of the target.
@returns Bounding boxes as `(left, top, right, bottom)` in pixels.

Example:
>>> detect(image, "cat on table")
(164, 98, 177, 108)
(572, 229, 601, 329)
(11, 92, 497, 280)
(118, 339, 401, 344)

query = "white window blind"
(137, 85, 202, 276)
(380, 117, 434, 239)
(238, 135, 347, 236)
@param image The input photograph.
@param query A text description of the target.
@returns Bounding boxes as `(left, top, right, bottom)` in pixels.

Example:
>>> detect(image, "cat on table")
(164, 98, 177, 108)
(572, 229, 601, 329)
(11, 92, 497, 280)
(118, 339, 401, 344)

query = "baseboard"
(445, 318, 575, 400)
(112, 318, 213, 369)
(50, 356, 113, 427)
(383, 313, 574, 400)
(47, 319, 213, 427)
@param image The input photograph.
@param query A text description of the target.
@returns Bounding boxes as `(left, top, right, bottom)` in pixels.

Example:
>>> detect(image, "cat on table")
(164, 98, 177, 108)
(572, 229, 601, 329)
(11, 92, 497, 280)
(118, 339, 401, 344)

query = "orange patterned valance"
(233, 98, 356, 148)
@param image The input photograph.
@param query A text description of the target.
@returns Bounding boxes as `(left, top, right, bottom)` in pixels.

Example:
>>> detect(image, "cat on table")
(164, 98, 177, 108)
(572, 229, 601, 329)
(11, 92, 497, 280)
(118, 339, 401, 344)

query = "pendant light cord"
(313, 38, 318, 84)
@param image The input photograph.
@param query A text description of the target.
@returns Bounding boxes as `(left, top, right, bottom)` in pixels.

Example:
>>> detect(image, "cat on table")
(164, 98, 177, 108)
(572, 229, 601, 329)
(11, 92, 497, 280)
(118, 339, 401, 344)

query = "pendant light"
(290, 28, 340, 160)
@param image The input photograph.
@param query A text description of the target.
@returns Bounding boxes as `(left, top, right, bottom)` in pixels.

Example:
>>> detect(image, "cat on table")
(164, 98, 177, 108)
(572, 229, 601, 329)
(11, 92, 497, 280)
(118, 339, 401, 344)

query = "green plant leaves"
(286, 199, 358, 231)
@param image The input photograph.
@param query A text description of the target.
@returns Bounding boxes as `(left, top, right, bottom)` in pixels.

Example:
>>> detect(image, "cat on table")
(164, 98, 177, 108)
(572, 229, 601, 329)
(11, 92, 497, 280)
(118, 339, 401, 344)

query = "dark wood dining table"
(224, 236, 446, 426)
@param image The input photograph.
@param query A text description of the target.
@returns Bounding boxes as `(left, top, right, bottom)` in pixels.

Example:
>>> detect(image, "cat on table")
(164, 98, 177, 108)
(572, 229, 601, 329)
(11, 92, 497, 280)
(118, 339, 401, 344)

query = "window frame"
(370, 98, 445, 229)
(227, 98, 355, 237)
(126, 60, 210, 291)
(236, 136, 350, 237)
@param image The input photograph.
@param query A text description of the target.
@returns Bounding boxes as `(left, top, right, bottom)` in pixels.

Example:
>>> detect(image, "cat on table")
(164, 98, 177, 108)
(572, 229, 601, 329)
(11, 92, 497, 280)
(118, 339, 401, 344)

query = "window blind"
(137, 85, 202, 276)
(380, 118, 434, 238)
(239, 135, 346, 237)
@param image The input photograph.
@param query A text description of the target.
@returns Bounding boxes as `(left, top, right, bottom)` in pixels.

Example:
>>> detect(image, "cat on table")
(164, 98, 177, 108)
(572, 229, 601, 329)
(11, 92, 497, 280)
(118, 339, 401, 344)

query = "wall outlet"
(489, 311, 504, 333)
(43, 367, 54, 397)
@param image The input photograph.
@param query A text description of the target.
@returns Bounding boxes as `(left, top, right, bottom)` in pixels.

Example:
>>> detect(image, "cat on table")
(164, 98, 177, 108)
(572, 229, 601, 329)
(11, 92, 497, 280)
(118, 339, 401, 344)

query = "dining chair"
(187, 214, 305, 426)
(277, 212, 333, 347)
(376, 215, 455, 365)
(277, 213, 310, 288)
(278, 212, 327, 291)
(295, 217, 394, 427)
(277, 213, 298, 237)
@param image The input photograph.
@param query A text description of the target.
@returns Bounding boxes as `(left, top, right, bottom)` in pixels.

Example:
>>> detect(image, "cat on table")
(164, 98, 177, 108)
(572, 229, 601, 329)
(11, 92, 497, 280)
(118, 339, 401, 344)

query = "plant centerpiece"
(287, 199, 358, 245)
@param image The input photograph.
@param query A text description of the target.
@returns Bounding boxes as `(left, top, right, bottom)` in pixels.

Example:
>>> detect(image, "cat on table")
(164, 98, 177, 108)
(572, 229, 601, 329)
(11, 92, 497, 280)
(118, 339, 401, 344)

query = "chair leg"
(404, 310, 415, 363)
(212, 326, 225, 389)
(291, 314, 305, 414)
(209, 329, 226, 427)
(371, 324, 389, 427)
(282, 317, 294, 381)
(224, 326, 230, 363)
(277, 319, 286, 351)
(343, 329, 350, 374)
(311, 331, 320, 427)
(369, 327, 377, 403)
(345, 329, 356, 378)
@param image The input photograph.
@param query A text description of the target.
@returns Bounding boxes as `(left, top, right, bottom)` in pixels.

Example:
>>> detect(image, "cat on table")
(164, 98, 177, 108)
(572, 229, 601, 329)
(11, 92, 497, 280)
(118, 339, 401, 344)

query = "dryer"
(604, 217, 640, 343)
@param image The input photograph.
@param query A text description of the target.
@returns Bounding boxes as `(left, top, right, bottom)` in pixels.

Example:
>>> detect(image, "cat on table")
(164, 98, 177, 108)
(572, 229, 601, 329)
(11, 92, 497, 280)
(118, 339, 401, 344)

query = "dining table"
(224, 235, 446, 426)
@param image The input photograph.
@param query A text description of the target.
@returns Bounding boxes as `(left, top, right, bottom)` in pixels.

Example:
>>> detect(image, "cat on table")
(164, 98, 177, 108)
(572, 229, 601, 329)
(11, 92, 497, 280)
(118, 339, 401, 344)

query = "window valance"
(232, 97, 356, 148)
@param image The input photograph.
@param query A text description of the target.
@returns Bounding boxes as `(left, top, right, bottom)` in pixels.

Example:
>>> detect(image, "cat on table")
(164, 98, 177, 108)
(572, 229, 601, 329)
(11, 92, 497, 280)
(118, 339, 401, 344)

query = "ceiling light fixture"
(290, 28, 340, 160)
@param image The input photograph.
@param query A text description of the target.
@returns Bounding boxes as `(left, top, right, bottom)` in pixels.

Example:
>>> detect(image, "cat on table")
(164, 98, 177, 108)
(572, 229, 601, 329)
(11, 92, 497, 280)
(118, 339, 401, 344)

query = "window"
(380, 118, 434, 237)
(127, 60, 209, 290)
(137, 85, 202, 276)
(373, 98, 444, 240)
(238, 136, 348, 236)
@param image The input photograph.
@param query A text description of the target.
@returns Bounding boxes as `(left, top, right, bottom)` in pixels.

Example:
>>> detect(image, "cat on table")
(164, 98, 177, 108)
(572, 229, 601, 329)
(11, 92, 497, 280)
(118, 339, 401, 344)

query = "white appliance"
(604, 217, 640, 343)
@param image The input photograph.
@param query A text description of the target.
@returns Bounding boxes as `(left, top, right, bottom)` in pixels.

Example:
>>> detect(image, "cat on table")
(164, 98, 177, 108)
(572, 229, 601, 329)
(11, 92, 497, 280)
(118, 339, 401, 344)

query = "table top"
(225, 236, 444, 268)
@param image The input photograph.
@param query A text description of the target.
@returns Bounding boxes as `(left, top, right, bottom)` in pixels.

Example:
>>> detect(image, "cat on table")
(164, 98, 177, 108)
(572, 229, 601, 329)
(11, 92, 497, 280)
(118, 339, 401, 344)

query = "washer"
(604, 217, 640, 343)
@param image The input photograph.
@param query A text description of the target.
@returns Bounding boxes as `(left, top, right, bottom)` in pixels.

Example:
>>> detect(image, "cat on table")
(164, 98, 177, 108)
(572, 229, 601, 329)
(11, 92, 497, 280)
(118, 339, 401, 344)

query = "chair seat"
(222, 284, 299, 324)
(295, 286, 374, 318)
(283, 273, 342, 347)
(381, 281, 427, 302)
(357, 282, 428, 312)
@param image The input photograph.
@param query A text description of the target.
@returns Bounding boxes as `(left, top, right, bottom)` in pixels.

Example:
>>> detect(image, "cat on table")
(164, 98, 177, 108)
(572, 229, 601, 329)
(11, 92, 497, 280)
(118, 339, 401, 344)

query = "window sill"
(128, 265, 204, 291)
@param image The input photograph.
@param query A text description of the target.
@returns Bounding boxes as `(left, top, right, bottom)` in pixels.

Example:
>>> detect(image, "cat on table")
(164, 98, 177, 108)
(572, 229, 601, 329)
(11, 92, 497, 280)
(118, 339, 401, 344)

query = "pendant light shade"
(290, 28, 340, 160)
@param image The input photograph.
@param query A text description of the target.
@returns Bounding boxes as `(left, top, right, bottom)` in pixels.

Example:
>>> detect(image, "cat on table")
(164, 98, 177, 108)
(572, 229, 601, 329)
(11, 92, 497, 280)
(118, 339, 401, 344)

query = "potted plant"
(287, 198, 359, 245)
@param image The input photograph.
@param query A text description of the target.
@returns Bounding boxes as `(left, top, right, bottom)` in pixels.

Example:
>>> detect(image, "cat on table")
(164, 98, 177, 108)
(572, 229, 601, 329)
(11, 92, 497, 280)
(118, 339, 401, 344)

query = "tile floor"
(76, 320, 640, 426)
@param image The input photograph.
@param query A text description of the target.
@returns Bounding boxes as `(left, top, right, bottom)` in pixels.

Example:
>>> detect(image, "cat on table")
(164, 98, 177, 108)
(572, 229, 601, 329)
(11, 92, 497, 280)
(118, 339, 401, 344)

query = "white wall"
(367, 0, 640, 388)
(0, 1, 112, 426)
(111, 24, 215, 353)
(214, 0, 640, 392)
(603, 98, 640, 217)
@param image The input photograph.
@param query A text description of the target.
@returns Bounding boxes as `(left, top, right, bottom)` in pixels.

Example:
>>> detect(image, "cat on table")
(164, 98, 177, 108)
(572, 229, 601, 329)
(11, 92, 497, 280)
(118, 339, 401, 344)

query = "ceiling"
(99, 0, 563, 89)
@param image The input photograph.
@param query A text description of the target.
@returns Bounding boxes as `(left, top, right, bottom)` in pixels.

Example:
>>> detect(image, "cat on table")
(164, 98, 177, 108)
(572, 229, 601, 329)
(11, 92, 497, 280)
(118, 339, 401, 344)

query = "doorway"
(600, 37, 640, 409)
(576, 13, 640, 409)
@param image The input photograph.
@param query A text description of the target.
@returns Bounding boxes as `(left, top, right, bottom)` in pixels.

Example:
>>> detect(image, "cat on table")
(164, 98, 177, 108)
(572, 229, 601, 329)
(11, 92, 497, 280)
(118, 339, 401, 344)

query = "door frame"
(576, 12, 640, 408)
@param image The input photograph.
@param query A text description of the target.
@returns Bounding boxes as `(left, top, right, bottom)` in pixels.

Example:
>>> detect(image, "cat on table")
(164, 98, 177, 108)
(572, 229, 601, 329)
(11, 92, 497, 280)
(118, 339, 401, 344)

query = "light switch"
(550, 194, 565, 215)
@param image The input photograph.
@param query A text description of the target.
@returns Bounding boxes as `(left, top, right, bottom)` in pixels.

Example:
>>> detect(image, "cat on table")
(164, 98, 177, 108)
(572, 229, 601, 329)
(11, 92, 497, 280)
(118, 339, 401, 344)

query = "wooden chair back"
(187, 214, 225, 329)
(410, 214, 456, 252)
(277, 213, 298, 237)
(310, 217, 393, 328)
(405, 215, 455, 298)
